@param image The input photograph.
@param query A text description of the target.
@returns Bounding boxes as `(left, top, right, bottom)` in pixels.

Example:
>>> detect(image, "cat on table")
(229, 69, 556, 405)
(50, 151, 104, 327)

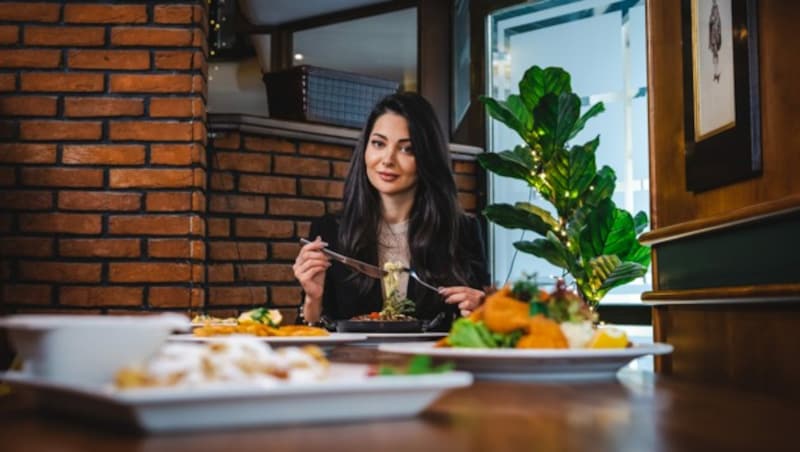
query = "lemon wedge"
(587, 328, 629, 348)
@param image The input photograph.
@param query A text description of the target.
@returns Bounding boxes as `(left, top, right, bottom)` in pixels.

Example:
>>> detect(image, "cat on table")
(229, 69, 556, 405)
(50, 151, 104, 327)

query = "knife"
(299, 238, 387, 279)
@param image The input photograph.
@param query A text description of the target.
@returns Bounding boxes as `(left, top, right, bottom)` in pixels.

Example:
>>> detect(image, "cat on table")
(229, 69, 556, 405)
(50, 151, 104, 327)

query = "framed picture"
(682, 0, 761, 192)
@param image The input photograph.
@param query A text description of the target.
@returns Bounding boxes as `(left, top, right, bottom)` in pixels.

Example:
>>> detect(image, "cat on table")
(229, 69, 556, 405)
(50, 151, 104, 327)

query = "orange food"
(482, 286, 531, 333)
(516, 315, 568, 349)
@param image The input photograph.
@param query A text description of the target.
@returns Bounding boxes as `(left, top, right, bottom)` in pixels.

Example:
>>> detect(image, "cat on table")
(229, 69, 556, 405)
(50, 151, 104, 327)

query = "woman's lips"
(378, 172, 399, 181)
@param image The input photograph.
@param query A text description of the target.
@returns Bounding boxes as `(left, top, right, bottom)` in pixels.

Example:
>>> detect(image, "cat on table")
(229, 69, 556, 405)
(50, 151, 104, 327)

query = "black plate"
(336, 319, 422, 333)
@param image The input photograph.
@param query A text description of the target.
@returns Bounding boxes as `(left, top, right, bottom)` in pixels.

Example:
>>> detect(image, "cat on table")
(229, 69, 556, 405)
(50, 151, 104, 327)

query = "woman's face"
(364, 112, 418, 198)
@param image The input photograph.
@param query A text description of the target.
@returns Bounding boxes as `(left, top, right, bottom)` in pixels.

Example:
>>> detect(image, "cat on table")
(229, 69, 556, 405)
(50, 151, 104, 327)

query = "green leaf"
(480, 96, 526, 137)
(633, 211, 649, 234)
(535, 92, 581, 160)
(477, 147, 533, 183)
(483, 203, 553, 237)
(515, 231, 572, 270)
(585, 166, 616, 207)
(379, 355, 455, 375)
(569, 101, 605, 140)
(447, 318, 496, 348)
(579, 199, 635, 260)
(515, 202, 560, 229)
(543, 141, 597, 216)
(598, 261, 648, 292)
(622, 239, 651, 267)
(506, 94, 533, 132)
(518, 66, 572, 111)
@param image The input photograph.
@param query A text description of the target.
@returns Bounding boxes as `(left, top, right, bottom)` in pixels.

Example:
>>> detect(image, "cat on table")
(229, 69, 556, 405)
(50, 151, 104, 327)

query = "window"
(487, 0, 650, 304)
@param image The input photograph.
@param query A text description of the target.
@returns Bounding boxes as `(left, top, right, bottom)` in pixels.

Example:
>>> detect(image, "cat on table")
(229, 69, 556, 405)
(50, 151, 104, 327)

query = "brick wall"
(0, 1, 208, 314)
(206, 130, 482, 323)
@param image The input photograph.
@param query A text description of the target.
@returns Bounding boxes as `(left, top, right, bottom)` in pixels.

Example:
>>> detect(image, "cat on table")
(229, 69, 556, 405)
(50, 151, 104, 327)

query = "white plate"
(358, 332, 447, 346)
(169, 332, 367, 347)
(1, 365, 472, 433)
(378, 342, 674, 381)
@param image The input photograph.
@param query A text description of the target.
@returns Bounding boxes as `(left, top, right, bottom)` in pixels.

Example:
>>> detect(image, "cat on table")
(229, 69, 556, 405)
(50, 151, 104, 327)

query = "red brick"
(236, 219, 293, 238)
(109, 263, 191, 283)
(0, 96, 57, 117)
(144, 192, 190, 212)
(326, 201, 343, 214)
(271, 286, 302, 307)
(0, 237, 53, 257)
(454, 161, 477, 174)
(208, 264, 234, 282)
(148, 238, 194, 258)
(19, 262, 101, 283)
(0, 3, 60, 22)
(209, 241, 267, 261)
(192, 74, 206, 95)
(212, 132, 240, 149)
(150, 144, 199, 166)
(296, 221, 311, 237)
(58, 191, 140, 211)
(2, 284, 51, 305)
(26, 26, 105, 46)
(213, 152, 270, 173)
(110, 169, 194, 189)
(0, 144, 56, 163)
(109, 74, 193, 93)
(154, 5, 193, 24)
(0, 190, 53, 210)
(21, 168, 103, 188)
(149, 287, 204, 308)
(64, 5, 147, 24)
(150, 97, 203, 118)
(0, 168, 14, 186)
(277, 308, 298, 325)
(62, 144, 145, 165)
(108, 215, 192, 236)
(0, 49, 60, 68)
(458, 192, 477, 211)
(332, 161, 351, 178)
(271, 242, 300, 260)
(154, 51, 193, 70)
(455, 174, 477, 191)
(60, 286, 142, 307)
(59, 238, 140, 258)
(21, 73, 104, 92)
(239, 264, 294, 282)
(19, 213, 101, 234)
(209, 173, 234, 191)
(269, 198, 325, 217)
(208, 287, 267, 306)
(64, 97, 144, 117)
(109, 121, 193, 141)
(0, 74, 15, 92)
(191, 192, 206, 212)
(0, 26, 18, 44)
(68, 49, 149, 70)
(298, 142, 351, 160)
(273, 156, 328, 176)
(300, 179, 344, 199)
(244, 136, 295, 154)
(209, 194, 265, 214)
(208, 218, 230, 237)
(111, 27, 193, 46)
(192, 51, 206, 71)
(239, 175, 297, 195)
(20, 120, 101, 141)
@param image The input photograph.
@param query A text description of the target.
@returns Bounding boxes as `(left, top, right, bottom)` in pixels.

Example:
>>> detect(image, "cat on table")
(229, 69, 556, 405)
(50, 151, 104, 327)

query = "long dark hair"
(339, 92, 471, 295)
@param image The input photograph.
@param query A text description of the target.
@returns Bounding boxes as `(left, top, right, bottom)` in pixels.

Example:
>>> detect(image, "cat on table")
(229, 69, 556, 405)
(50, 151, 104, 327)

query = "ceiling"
(238, 0, 388, 26)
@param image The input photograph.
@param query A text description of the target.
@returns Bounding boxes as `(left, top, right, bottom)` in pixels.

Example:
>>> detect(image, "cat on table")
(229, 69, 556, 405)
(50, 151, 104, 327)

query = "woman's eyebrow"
(370, 132, 411, 143)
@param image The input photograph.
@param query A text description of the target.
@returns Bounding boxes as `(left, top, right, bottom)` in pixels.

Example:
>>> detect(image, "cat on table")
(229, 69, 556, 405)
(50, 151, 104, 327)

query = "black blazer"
(308, 213, 490, 327)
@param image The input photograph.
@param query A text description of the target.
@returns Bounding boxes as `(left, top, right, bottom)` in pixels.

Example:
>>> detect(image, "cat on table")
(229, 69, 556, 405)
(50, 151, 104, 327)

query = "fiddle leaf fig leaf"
(480, 96, 526, 137)
(519, 66, 572, 111)
(535, 92, 581, 160)
(542, 142, 596, 217)
(506, 94, 533, 134)
(585, 166, 616, 207)
(633, 211, 649, 234)
(569, 101, 606, 140)
(579, 199, 635, 261)
(598, 261, 648, 292)
(483, 203, 553, 237)
(514, 232, 572, 271)
(477, 145, 534, 183)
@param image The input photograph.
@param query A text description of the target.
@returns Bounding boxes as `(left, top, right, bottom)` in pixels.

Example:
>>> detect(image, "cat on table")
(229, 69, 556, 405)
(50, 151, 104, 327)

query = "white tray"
(168, 332, 367, 347)
(378, 342, 673, 381)
(1, 365, 472, 433)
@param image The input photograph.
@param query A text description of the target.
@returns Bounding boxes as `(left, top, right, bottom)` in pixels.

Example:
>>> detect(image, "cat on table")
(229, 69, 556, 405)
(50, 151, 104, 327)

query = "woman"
(293, 92, 489, 328)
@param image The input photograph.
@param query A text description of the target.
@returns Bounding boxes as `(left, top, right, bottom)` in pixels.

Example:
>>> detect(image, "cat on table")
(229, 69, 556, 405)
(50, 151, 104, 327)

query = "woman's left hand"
(439, 286, 485, 317)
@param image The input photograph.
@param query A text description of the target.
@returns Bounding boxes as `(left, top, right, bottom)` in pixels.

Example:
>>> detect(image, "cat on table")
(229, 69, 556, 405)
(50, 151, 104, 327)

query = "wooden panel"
(653, 304, 800, 399)
(647, 1, 800, 230)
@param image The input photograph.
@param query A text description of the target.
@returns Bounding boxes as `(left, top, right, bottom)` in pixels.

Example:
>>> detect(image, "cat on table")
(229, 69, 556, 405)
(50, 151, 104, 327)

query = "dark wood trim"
(269, 28, 293, 72)
(639, 194, 800, 245)
(418, 0, 451, 133)
(642, 284, 800, 305)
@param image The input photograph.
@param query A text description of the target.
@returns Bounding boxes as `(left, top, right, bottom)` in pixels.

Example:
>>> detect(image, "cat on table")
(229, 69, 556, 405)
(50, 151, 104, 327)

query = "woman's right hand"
(292, 236, 331, 303)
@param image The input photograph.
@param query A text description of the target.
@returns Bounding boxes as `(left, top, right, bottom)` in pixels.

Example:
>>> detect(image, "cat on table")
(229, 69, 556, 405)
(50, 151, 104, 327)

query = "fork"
(403, 267, 440, 293)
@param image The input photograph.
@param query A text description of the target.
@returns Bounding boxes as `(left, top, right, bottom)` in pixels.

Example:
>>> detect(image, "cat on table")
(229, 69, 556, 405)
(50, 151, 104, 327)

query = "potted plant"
(479, 65, 651, 306)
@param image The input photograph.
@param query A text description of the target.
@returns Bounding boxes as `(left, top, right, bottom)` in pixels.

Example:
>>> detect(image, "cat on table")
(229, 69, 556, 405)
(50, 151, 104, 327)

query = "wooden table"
(1, 346, 797, 452)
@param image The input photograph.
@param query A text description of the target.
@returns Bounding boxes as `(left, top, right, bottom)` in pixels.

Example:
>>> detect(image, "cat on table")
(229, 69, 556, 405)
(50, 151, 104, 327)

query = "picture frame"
(682, 0, 761, 192)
